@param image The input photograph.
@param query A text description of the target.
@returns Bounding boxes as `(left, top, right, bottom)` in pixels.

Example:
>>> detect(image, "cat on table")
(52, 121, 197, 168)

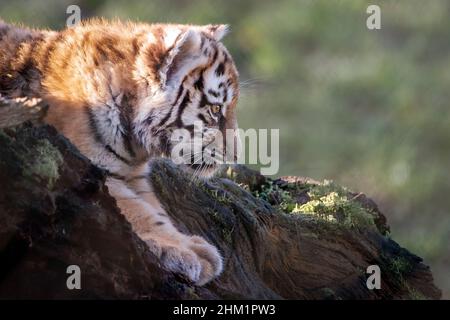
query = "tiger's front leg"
(106, 176, 223, 285)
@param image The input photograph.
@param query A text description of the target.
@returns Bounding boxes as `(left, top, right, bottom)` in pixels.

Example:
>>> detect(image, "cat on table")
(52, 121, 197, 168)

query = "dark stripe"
(157, 105, 174, 127)
(159, 132, 171, 155)
(184, 124, 195, 137)
(102, 37, 126, 61)
(126, 175, 148, 182)
(168, 32, 183, 52)
(223, 87, 228, 103)
(136, 190, 150, 195)
(86, 107, 131, 165)
(105, 145, 131, 165)
(223, 52, 229, 63)
(175, 92, 191, 127)
(107, 172, 126, 180)
(215, 62, 225, 76)
(199, 93, 209, 108)
(16, 38, 43, 96)
(200, 36, 205, 50)
(208, 89, 219, 98)
(197, 113, 208, 124)
(42, 33, 64, 73)
(132, 37, 140, 55)
(211, 44, 219, 62)
(121, 127, 135, 158)
(219, 114, 226, 132)
(118, 94, 136, 158)
(16, 59, 35, 93)
(27, 34, 43, 61)
(144, 114, 154, 125)
(194, 73, 204, 91)
(172, 78, 186, 106)
(173, 67, 203, 106)
(85, 107, 105, 144)
(159, 32, 184, 82)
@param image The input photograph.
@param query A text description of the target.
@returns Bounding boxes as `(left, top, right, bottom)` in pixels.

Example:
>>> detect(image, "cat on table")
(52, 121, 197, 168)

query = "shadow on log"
(0, 98, 442, 299)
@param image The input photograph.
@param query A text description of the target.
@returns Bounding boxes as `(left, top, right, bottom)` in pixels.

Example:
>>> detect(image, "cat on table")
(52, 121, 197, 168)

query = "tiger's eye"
(210, 105, 221, 114)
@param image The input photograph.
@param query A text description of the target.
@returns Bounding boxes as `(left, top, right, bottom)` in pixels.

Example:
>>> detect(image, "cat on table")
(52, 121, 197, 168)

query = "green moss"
(383, 255, 425, 299)
(305, 179, 349, 198)
(223, 226, 234, 244)
(293, 192, 340, 222)
(253, 179, 375, 230)
(252, 182, 296, 212)
(294, 191, 375, 229)
(0, 128, 63, 190)
(203, 187, 232, 205)
(206, 208, 234, 244)
(388, 256, 413, 277)
(22, 139, 63, 189)
(406, 285, 427, 300)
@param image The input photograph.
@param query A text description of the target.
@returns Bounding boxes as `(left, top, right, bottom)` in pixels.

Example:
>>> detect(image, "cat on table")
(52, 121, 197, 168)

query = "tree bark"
(0, 96, 48, 129)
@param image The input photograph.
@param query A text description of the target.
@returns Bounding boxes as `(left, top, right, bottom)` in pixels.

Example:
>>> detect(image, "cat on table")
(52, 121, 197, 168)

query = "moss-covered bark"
(0, 98, 442, 299)
(149, 161, 441, 299)
(0, 123, 208, 299)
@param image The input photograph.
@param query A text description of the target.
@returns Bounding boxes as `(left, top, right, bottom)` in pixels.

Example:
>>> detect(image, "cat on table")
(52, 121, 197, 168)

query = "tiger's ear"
(202, 24, 229, 41)
(160, 29, 202, 88)
(143, 25, 228, 88)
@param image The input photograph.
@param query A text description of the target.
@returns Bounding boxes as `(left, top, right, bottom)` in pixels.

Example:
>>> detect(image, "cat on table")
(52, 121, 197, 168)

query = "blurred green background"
(1, 0, 448, 298)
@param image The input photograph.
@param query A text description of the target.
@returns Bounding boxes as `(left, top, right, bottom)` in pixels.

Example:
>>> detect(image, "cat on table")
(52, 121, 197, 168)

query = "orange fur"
(0, 18, 240, 285)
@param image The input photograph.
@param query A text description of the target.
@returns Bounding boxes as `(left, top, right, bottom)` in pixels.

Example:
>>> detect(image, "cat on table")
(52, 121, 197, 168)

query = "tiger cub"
(0, 19, 240, 285)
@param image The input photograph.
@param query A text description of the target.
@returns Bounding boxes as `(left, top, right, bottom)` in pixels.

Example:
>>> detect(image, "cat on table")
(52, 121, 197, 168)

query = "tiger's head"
(134, 24, 240, 177)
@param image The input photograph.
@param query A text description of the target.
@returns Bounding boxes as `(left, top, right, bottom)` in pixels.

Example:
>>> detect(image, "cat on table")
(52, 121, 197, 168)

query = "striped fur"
(0, 18, 240, 285)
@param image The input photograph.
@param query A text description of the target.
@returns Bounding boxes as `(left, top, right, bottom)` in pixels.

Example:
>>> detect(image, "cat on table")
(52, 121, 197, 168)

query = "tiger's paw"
(145, 235, 223, 285)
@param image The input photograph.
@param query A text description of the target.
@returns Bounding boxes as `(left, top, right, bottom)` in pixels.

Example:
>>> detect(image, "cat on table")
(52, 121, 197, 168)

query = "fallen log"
(0, 98, 441, 299)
